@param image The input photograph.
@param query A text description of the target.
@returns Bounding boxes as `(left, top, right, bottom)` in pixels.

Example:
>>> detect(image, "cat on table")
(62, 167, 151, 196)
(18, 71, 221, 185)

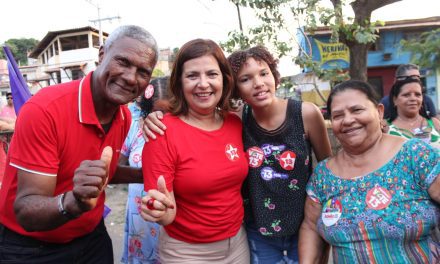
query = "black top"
(242, 99, 311, 237)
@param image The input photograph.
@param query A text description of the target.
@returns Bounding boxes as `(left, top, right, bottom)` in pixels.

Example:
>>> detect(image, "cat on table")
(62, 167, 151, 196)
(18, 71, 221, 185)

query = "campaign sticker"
(322, 198, 342, 226)
(144, 84, 154, 99)
(225, 144, 240, 161)
(366, 186, 392, 210)
(260, 167, 288, 181)
(247, 146, 264, 168)
(279, 150, 296, 170)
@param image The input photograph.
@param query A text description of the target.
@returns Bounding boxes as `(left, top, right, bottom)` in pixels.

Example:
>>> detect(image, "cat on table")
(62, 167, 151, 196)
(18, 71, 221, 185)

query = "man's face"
(94, 37, 157, 106)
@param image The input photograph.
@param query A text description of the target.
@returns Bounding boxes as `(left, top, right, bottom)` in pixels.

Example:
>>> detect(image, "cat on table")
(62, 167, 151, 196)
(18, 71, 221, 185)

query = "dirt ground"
(104, 184, 129, 264)
(103, 185, 333, 264)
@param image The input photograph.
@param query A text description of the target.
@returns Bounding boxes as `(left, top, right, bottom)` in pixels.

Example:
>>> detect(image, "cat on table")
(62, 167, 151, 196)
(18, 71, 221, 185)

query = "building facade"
(301, 16, 440, 109)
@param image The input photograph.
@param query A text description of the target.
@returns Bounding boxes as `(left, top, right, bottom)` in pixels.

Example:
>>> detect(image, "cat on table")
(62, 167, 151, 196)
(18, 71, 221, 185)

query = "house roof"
(309, 16, 440, 36)
(29, 26, 108, 58)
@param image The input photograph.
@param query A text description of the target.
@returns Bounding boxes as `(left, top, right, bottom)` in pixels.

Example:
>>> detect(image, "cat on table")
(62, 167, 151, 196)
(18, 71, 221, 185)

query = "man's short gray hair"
(104, 25, 159, 61)
(395, 63, 419, 77)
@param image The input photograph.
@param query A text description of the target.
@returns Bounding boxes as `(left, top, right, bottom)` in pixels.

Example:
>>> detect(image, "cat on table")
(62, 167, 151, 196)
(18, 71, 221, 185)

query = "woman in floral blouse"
(299, 80, 440, 263)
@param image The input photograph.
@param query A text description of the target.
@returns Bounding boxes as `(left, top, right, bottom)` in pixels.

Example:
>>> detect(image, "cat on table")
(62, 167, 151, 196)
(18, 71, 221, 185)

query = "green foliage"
(223, 0, 395, 83)
(400, 28, 440, 69)
(221, 0, 292, 58)
(0, 38, 39, 66)
(152, 68, 165, 78)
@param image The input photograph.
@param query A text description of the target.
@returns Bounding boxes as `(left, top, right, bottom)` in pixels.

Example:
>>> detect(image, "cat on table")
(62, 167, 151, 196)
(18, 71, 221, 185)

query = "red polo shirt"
(0, 72, 131, 243)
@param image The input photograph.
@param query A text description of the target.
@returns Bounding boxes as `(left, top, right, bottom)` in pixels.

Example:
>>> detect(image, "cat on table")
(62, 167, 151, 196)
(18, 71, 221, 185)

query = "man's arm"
(14, 171, 70, 231)
(14, 149, 112, 232)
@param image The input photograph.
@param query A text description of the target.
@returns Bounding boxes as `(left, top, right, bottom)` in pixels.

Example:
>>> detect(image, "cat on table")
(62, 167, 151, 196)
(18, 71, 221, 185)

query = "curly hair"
(227, 46, 280, 99)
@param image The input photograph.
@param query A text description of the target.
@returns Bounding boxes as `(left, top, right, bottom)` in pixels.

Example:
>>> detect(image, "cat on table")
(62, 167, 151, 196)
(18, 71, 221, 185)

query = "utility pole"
(85, 0, 121, 45)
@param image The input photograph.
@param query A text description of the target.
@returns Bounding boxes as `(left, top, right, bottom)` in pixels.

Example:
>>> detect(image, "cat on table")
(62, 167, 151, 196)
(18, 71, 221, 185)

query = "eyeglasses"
(396, 75, 420, 81)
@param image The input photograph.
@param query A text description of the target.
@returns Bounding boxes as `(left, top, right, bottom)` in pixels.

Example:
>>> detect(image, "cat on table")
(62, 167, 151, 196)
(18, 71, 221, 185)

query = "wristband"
(57, 192, 79, 220)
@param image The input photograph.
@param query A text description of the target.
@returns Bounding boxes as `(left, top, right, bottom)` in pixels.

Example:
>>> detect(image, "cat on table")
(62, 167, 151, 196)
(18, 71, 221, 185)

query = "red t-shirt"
(142, 113, 248, 243)
(0, 72, 131, 243)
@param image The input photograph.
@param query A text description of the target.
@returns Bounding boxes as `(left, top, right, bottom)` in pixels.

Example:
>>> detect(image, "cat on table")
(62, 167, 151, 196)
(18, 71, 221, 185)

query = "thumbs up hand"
(140, 175, 176, 225)
(72, 146, 113, 212)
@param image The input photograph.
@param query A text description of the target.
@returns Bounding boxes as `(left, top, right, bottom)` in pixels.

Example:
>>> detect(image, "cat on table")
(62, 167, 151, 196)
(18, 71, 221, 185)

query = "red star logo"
(225, 144, 239, 161)
(279, 151, 296, 170)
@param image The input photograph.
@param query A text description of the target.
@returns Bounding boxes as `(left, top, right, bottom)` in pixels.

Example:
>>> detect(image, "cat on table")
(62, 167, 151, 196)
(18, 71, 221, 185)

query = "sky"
(1, 0, 439, 76)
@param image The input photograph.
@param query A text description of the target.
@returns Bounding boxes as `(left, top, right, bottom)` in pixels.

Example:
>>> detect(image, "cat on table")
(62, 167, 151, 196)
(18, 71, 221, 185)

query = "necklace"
(397, 115, 421, 127)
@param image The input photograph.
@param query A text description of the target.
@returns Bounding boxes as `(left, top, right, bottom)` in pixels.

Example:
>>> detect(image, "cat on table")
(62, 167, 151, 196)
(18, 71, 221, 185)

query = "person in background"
(0, 93, 15, 188)
(143, 45, 332, 263)
(387, 78, 440, 148)
(381, 63, 437, 119)
(128, 95, 144, 120)
(0, 25, 158, 263)
(0, 92, 17, 128)
(120, 77, 168, 264)
(299, 80, 440, 263)
(140, 39, 250, 263)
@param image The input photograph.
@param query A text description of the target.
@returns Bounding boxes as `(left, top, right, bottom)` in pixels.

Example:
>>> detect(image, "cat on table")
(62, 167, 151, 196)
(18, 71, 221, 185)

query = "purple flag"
(2, 45, 32, 115)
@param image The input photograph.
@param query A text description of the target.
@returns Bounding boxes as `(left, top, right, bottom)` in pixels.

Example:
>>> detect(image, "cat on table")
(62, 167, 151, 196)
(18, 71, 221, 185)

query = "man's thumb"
(157, 175, 168, 194)
(100, 146, 113, 171)
(100, 146, 113, 188)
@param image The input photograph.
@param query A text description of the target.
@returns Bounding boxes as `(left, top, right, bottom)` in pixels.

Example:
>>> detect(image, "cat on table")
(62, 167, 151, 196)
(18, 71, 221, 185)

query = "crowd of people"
(0, 24, 438, 264)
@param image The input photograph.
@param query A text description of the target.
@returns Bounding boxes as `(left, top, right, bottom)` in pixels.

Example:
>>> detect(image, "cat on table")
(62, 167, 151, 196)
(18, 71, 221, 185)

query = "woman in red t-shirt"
(140, 39, 250, 263)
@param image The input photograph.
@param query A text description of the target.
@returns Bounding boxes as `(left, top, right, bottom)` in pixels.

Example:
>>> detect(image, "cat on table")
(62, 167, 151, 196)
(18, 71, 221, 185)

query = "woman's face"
(236, 57, 276, 108)
(393, 82, 423, 117)
(330, 89, 383, 150)
(181, 54, 223, 116)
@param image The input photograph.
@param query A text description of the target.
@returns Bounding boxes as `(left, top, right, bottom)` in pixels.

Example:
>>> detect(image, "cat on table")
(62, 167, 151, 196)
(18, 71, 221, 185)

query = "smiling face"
(94, 36, 157, 106)
(393, 82, 423, 118)
(236, 57, 276, 108)
(330, 89, 384, 151)
(181, 54, 223, 116)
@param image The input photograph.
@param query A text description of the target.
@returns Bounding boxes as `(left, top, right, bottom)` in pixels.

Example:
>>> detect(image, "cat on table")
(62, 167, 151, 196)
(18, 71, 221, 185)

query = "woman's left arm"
(302, 102, 332, 162)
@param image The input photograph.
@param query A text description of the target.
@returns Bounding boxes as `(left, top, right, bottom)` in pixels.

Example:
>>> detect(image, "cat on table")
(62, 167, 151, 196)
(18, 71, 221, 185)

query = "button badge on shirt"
(322, 198, 342, 226)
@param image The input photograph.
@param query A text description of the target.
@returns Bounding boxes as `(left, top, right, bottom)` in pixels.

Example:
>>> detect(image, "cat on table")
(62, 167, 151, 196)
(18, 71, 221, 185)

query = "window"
(48, 45, 53, 58)
(402, 30, 424, 41)
(368, 38, 381, 51)
(71, 69, 84, 80)
(55, 41, 59, 55)
(92, 35, 100, 48)
(59, 34, 89, 51)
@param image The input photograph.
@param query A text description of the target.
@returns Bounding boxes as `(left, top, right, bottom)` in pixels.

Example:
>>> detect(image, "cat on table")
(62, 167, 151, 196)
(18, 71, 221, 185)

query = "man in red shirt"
(0, 25, 158, 263)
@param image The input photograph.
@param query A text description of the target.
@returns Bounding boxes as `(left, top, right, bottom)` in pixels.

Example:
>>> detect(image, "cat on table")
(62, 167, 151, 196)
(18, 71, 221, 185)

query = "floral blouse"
(307, 139, 440, 263)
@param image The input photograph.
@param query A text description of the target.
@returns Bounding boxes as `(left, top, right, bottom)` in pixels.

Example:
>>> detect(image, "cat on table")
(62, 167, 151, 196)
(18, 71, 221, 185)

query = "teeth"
(196, 92, 212, 97)
(256, 91, 266, 96)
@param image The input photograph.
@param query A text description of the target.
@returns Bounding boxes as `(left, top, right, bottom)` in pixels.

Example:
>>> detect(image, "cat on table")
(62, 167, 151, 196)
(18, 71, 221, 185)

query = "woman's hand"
(142, 111, 167, 142)
(140, 176, 176, 225)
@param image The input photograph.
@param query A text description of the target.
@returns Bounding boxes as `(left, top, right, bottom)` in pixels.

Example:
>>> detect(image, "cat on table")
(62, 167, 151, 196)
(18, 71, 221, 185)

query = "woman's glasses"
(396, 75, 420, 81)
